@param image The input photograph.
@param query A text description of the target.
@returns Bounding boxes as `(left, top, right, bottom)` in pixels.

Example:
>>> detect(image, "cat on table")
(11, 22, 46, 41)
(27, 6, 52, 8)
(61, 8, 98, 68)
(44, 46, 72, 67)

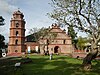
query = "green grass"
(0, 55, 100, 75)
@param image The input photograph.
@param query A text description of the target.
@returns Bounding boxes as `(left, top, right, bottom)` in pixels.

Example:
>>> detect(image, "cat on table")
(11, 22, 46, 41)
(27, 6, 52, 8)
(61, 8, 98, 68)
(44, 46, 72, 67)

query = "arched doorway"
(54, 46, 60, 53)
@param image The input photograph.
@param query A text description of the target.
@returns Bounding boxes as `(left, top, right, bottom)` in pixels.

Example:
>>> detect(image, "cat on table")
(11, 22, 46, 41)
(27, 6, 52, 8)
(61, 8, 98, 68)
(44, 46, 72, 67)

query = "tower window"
(15, 39, 18, 45)
(15, 50, 18, 53)
(16, 23, 19, 28)
(16, 31, 19, 36)
(63, 40, 66, 44)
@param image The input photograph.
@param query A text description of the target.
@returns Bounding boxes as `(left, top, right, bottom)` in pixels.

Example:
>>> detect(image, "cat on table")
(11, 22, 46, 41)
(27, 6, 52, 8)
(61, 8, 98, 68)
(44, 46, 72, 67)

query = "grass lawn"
(0, 55, 100, 75)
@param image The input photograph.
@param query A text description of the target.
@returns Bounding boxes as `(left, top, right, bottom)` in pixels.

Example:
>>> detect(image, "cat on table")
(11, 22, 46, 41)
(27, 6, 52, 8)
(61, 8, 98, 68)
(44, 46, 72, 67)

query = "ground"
(0, 54, 100, 75)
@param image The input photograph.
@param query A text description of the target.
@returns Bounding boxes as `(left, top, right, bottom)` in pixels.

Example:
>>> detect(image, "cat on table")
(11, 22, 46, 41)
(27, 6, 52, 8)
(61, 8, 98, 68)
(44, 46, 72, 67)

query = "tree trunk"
(82, 49, 98, 71)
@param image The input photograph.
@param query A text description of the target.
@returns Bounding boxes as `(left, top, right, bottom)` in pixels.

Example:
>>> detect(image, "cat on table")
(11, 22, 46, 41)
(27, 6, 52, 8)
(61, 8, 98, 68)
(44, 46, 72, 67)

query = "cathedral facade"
(39, 24, 74, 54)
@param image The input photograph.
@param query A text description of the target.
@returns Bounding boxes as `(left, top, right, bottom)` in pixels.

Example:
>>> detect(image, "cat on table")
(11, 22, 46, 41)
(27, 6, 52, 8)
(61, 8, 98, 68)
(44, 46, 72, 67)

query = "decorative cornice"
(10, 28, 25, 30)
(9, 36, 25, 38)
(40, 38, 71, 40)
(8, 44, 25, 46)
(40, 44, 72, 45)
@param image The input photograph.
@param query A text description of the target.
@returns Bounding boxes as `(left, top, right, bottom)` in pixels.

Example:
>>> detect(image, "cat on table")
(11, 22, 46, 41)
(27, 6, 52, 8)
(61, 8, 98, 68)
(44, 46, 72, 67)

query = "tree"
(0, 34, 5, 57)
(0, 34, 5, 49)
(49, 0, 100, 70)
(28, 28, 41, 42)
(29, 27, 51, 42)
(68, 24, 77, 47)
(0, 16, 5, 46)
(0, 16, 5, 26)
(0, 16, 5, 57)
(76, 36, 88, 50)
(29, 27, 57, 55)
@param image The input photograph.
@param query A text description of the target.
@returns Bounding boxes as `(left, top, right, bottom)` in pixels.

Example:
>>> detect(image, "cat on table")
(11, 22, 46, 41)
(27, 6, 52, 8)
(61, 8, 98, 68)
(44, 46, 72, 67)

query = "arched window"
(16, 31, 18, 36)
(16, 23, 19, 28)
(54, 46, 59, 53)
(63, 40, 66, 44)
(15, 39, 18, 45)
(15, 50, 18, 53)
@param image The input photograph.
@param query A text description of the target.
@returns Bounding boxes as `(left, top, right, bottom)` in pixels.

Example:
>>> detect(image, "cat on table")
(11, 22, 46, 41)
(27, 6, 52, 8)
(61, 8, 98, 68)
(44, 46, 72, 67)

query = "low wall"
(72, 52, 87, 58)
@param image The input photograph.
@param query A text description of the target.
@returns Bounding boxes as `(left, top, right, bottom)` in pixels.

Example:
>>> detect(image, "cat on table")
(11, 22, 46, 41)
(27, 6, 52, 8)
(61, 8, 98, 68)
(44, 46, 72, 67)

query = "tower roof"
(12, 10, 24, 19)
(13, 10, 24, 16)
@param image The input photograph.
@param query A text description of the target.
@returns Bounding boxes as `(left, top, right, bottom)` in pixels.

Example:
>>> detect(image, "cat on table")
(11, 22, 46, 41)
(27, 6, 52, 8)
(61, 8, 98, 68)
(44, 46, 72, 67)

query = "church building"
(8, 10, 74, 56)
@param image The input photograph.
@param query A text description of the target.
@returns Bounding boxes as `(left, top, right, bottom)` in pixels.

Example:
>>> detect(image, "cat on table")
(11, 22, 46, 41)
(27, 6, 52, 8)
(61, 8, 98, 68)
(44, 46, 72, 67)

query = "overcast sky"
(0, 0, 87, 43)
(0, 0, 55, 43)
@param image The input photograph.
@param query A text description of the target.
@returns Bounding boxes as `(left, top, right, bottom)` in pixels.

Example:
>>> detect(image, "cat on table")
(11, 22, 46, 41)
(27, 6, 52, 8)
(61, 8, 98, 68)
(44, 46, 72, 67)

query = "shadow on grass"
(22, 55, 100, 75)
(0, 57, 21, 75)
(0, 55, 99, 75)
(92, 59, 100, 74)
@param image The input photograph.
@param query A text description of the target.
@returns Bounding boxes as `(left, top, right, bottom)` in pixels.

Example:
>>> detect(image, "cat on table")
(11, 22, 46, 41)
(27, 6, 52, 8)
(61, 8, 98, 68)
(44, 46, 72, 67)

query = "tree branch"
(79, 0, 92, 27)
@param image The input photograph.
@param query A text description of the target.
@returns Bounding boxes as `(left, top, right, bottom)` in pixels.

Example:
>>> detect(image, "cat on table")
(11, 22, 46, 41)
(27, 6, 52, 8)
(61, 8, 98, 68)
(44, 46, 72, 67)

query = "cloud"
(0, 0, 18, 43)
(0, 0, 17, 14)
(0, 0, 54, 43)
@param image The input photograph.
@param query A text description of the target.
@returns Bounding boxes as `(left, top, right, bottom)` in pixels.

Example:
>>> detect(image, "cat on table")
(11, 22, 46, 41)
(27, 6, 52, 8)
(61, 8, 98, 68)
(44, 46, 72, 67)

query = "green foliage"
(0, 16, 5, 26)
(26, 27, 47, 42)
(0, 34, 5, 50)
(76, 36, 88, 50)
(68, 24, 77, 45)
(28, 27, 57, 53)
(49, 0, 100, 51)
(0, 55, 99, 75)
(28, 27, 49, 42)
(0, 16, 5, 50)
(28, 27, 57, 43)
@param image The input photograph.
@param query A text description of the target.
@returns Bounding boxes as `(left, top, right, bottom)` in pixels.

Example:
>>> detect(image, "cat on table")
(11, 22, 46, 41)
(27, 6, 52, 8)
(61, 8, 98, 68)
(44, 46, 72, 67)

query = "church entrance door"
(54, 46, 60, 53)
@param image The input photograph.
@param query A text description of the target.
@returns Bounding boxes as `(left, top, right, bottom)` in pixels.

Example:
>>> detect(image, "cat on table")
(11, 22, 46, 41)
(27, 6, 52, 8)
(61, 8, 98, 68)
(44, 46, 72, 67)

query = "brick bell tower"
(8, 10, 26, 55)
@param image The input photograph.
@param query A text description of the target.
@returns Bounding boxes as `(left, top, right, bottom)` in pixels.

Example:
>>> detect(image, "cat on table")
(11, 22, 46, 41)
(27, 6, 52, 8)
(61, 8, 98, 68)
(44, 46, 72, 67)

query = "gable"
(56, 33, 71, 39)
(50, 28, 63, 33)
(49, 24, 71, 40)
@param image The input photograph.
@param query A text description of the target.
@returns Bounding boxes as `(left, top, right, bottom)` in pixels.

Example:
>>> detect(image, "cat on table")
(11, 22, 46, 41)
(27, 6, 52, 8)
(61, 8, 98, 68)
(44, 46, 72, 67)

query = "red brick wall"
(8, 10, 26, 55)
